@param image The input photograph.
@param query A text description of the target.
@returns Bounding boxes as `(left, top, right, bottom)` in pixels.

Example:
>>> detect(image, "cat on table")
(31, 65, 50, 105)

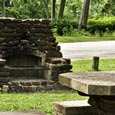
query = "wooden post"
(92, 56, 99, 71)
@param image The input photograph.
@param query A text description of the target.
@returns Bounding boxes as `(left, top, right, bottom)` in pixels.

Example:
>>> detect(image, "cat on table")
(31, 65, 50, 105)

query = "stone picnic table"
(59, 71, 115, 115)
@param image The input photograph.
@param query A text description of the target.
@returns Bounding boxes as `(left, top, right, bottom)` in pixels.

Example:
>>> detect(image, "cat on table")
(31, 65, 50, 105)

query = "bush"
(51, 17, 115, 36)
(51, 18, 78, 36)
(87, 17, 115, 36)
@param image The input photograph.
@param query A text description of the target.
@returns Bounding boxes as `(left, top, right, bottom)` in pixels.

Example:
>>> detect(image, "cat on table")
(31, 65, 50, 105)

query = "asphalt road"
(59, 41, 115, 60)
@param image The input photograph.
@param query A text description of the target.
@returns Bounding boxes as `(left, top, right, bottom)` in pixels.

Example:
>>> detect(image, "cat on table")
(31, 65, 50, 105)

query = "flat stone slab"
(54, 100, 97, 115)
(59, 71, 115, 96)
(0, 110, 45, 115)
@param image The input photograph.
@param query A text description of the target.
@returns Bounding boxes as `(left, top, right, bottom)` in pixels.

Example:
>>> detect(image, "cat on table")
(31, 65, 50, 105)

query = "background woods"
(1, 0, 115, 35)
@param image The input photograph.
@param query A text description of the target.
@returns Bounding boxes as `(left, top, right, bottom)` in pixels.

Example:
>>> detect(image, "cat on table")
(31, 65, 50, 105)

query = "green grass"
(72, 58, 115, 72)
(0, 91, 87, 115)
(56, 34, 115, 43)
(0, 59, 115, 115)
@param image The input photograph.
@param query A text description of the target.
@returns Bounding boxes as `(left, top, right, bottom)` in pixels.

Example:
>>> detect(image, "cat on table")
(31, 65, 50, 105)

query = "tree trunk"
(2, 0, 6, 17)
(58, 0, 66, 19)
(43, 0, 50, 19)
(51, 0, 56, 19)
(78, 0, 90, 30)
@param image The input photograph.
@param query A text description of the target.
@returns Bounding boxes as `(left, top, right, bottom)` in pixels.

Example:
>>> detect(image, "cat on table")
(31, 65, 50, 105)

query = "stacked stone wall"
(0, 18, 72, 92)
(0, 18, 61, 58)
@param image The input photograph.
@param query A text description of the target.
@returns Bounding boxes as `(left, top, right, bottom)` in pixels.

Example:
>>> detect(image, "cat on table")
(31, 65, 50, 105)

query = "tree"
(78, 0, 91, 30)
(51, 0, 56, 19)
(43, 0, 50, 19)
(2, 0, 6, 17)
(58, 0, 66, 19)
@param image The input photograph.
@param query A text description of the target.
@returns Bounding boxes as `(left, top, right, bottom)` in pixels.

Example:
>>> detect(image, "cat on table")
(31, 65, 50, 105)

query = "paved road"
(59, 41, 115, 60)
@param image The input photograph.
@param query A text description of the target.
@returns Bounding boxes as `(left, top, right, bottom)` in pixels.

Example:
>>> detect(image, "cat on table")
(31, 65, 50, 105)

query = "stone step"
(5, 66, 48, 78)
(54, 100, 97, 115)
(9, 79, 54, 86)
(0, 109, 45, 115)
(1, 79, 55, 93)
(0, 79, 69, 93)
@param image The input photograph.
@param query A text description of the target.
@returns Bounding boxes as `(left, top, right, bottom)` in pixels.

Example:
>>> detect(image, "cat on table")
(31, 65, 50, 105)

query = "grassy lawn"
(0, 33, 115, 115)
(56, 34, 115, 43)
(0, 59, 114, 115)
(72, 58, 115, 72)
(0, 91, 87, 115)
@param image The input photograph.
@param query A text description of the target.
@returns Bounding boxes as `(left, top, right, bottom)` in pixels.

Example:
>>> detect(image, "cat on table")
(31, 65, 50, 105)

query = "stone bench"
(0, 110, 45, 115)
(54, 100, 97, 115)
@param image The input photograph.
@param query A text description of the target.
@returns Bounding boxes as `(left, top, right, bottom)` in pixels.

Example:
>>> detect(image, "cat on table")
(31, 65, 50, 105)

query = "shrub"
(51, 17, 115, 36)
(87, 17, 115, 36)
(51, 18, 78, 36)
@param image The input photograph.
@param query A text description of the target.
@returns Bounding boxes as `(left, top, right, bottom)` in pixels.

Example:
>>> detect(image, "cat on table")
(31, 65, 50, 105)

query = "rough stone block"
(7, 40, 19, 47)
(54, 100, 97, 115)
(0, 71, 10, 77)
(44, 85, 53, 91)
(20, 82, 32, 86)
(63, 58, 71, 64)
(46, 58, 62, 64)
(46, 51, 62, 58)
(0, 22, 5, 29)
(0, 38, 5, 43)
(31, 85, 37, 92)
(37, 46, 56, 51)
(41, 19, 50, 24)
(2, 85, 9, 92)
(44, 69, 59, 81)
(1, 33, 22, 38)
(23, 86, 33, 92)
(46, 63, 72, 70)
(0, 58, 6, 66)
(9, 81, 20, 86)
(2, 28, 15, 33)
(48, 37, 56, 42)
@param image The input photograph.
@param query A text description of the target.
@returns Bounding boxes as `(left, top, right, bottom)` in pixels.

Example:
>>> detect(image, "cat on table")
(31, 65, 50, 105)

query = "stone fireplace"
(0, 18, 72, 92)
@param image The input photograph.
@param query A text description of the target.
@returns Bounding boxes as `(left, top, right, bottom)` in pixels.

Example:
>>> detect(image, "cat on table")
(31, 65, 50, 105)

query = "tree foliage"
(65, 0, 82, 19)
(0, 0, 115, 36)
(0, 0, 115, 28)
(1, 0, 47, 18)
(0, 0, 82, 19)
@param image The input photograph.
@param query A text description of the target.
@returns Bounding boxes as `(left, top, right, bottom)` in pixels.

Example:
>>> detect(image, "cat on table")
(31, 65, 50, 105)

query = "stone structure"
(0, 18, 72, 92)
(59, 72, 115, 115)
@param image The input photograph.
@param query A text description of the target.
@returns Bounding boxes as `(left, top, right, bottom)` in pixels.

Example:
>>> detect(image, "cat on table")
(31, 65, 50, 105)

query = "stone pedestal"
(88, 96, 115, 115)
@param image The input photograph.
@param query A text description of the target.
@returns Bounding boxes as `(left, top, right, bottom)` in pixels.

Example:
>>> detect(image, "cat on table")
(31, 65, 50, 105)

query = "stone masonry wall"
(0, 18, 61, 58)
(0, 18, 72, 92)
